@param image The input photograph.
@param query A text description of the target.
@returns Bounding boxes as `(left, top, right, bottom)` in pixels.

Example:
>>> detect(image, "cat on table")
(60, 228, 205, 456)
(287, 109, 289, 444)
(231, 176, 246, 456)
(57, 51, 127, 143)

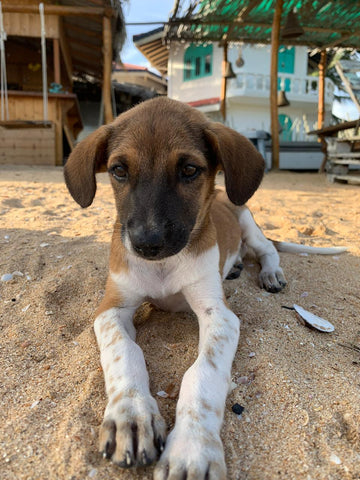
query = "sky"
(120, 0, 359, 121)
(121, 0, 174, 67)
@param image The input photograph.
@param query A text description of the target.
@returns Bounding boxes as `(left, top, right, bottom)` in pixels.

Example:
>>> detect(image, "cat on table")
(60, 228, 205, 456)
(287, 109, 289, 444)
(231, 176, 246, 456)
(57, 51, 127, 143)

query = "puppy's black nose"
(128, 225, 164, 259)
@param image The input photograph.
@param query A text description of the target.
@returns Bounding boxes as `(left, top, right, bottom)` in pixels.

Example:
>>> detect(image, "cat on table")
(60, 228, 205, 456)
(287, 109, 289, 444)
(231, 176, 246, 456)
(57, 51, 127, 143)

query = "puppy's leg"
(238, 206, 287, 292)
(94, 284, 166, 467)
(155, 271, 240, 480)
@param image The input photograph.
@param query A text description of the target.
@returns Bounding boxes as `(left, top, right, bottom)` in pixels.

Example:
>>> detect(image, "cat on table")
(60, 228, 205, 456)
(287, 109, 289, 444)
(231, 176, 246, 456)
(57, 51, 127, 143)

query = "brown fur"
(64, 97, 267, 476)
(211, 189, 243, 275)
(95, 276, 124, 317)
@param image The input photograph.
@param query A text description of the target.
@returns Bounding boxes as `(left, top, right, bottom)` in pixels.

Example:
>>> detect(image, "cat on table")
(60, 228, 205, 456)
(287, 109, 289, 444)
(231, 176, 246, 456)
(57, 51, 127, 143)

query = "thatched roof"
(166, 0, 360, 50)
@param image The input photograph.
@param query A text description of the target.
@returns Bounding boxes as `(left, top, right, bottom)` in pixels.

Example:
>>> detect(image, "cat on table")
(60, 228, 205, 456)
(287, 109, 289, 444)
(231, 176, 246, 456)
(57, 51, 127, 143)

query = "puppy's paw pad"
(260, 269, 287, 293)
(154, 458, 226, 480)
(154, 430, 226, 480)
(99, 395, 166, 468)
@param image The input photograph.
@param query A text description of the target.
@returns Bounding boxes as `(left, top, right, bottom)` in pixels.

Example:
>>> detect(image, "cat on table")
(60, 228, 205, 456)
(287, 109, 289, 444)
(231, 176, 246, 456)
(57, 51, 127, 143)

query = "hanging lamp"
(281, 8, 304, 39)
(223, 61, 236, 79)
(277, 90, 290, 107)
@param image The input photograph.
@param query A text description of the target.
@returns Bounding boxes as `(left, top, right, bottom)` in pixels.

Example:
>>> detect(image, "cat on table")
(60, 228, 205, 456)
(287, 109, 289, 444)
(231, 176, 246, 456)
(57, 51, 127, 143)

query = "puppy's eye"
(110, 164, 128, 181)
(180, 164, 199, 180)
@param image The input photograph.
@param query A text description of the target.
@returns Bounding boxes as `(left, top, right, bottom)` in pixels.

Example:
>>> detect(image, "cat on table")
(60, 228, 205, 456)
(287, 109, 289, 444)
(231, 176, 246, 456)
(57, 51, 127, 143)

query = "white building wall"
(168, 42, 333, 143)
(168, 43, 309, 103)
(168, 42, 223, 102)
(226, 103, 328, 139)
(227, 44, 308, 78)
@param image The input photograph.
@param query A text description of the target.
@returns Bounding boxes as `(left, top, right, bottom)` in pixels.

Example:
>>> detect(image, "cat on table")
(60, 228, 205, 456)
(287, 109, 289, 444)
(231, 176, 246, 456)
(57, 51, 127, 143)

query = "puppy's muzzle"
(126, 218, 189, 260)
(128, 224, 165, 259)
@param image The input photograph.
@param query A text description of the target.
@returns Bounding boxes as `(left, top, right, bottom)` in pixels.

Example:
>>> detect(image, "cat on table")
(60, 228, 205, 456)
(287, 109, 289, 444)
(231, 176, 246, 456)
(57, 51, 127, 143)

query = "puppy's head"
(64, 97, 264, 260)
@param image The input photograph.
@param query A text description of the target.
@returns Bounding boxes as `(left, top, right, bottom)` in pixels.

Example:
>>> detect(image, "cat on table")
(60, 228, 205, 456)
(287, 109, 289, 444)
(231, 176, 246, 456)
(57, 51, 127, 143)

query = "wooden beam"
(335, 62, 360, 114)
(58, 18, 73, 87)
(3, 12, 60, 38)
(53, 38, 61, 84)
(147, 51, 169, 62)
(319, 33, 353, 50)
(65, 22, 103, 40)
(317, 51, 326, 130)
(318, 51, 327, 173)
(270, 0, 283, 170)
(2, 4, 114, 17)
(142, 43, 166, 55)
(220, 43, 228, 121)
(70, 41, 102, 54)
(103, 16, 113, 124)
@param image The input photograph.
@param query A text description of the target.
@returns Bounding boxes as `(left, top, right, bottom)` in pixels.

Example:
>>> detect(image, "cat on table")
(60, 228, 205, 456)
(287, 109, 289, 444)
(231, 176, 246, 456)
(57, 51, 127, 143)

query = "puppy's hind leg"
(238, 207, 287, 293)
(225, 258, 244, 280)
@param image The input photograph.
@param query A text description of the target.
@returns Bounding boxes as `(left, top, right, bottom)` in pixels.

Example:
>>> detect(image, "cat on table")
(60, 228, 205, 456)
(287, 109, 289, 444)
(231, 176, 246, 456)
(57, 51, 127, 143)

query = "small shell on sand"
(293, 304, 334, 332)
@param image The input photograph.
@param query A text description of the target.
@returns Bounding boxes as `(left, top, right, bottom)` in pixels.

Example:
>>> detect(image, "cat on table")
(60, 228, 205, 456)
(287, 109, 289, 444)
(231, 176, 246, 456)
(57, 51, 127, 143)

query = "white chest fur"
(111, 244, 221, 309)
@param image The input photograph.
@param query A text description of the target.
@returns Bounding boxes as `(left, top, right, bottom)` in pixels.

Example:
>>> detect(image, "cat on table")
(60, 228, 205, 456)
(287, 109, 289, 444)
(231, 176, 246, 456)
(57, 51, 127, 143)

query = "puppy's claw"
(114, 450, 134, 468)
(126, 450, 132, 466)
(99, 419, 116, 459)
(267, 284, 282, 293)
(140, 449, 152, 466)
(156, 434, 165, 453)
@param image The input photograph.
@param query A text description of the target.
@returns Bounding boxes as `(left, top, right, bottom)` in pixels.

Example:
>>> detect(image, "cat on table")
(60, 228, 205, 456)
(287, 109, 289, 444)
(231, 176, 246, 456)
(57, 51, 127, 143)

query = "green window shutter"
(278, 46, 295, 92)
(279, 114, 293, 141)
(184, 44, 213, 81)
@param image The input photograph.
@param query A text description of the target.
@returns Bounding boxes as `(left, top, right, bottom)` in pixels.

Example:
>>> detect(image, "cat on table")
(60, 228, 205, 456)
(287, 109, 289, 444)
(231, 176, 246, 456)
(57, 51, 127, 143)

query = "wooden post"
(318, 50, 327, 173)
(102, 15, 113, 124)
(53, 38, 61, 84)
(318, 50, 326, 129)
(220, 43, 228, 121)
(270, 0, 283, 169)
(59, 18, 73, 88)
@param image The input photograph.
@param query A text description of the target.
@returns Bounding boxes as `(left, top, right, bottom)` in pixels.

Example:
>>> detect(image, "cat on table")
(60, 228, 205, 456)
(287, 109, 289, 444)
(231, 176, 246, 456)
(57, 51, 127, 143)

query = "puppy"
(64, 97, 288, 479)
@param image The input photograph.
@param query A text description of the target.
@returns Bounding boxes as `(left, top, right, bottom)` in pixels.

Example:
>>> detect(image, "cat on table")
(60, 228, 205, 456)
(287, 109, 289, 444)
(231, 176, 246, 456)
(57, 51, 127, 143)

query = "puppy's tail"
(272, 240, 348, 255)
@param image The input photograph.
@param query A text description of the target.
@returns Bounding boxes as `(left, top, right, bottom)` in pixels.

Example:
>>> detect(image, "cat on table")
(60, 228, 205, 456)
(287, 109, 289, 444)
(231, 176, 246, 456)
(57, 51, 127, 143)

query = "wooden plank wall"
(3, 13, 59, 38)
(0, 125, 56, 165)
(7, 95, 58, 121)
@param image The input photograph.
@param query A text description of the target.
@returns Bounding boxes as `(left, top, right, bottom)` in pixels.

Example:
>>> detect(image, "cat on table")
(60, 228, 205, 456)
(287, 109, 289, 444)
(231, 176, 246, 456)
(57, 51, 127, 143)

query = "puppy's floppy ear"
(64, 124, 112, 208)
(205, 122, 265, 205)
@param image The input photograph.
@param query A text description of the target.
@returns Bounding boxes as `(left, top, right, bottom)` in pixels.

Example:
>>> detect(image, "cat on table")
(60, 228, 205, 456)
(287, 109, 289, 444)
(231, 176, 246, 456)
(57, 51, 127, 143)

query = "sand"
(1, 165, 360, 480)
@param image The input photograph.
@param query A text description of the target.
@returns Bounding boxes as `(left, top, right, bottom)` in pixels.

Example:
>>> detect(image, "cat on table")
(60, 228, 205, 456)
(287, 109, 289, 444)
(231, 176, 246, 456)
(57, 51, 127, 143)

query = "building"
(0, 0, 125, 166)
(135, 28, 336, 169)
(112, 63, 167, 114)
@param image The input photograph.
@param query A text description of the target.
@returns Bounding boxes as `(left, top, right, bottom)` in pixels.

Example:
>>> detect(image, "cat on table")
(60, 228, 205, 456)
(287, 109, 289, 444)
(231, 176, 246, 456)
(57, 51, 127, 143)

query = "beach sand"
(1, 166, 359, 480)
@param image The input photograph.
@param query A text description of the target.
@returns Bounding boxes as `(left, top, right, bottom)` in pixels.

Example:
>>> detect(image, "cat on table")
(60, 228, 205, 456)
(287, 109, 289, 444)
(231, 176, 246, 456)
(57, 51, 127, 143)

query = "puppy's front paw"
(99, 392, 166, 468)
(154, 428, 226, 480)
(259, 268, 287, 293)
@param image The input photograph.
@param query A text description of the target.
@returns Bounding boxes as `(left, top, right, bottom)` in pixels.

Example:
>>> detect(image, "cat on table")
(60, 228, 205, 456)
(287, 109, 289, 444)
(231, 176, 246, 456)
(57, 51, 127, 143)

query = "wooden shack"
(0, 0, 125, 166)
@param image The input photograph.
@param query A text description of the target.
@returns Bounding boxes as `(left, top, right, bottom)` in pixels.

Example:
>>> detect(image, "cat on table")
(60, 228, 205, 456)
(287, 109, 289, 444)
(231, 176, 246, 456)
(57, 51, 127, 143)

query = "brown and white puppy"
(64, 97, 287, 479)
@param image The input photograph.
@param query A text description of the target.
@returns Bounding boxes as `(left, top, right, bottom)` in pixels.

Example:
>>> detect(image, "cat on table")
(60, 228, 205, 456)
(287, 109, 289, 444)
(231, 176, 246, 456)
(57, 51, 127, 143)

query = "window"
(278, 46, 295, 92)
(195, 57, 201, 76)
(185, 59, 192, 80)
(278, 114, 293, 142)
(204, 54, 212, 74)
(183, 44, 213, 81)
